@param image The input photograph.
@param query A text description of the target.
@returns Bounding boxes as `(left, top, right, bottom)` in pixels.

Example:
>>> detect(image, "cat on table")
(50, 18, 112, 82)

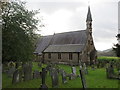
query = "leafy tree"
(2, 0, 41, 63)
(113, 34, 120, 57)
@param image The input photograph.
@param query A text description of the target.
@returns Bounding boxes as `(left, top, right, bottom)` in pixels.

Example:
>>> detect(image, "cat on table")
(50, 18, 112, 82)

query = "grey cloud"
(24, 1, 118, 50)
(26, 2, 86, 14)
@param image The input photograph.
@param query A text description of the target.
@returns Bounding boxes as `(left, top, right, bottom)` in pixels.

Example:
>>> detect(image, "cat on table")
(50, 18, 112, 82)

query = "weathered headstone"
(23, 62, 32, 81)
(91, 65, 95, 70)
(40, 68, 48, 89)
(79, 65, 87, 89)
(7, 67, 16, 77)
(33, 70, 41, 79)
(68, 73, 76, 80)
(106, 63, 115, 79)
(12, 69, 21, 84)
(83, 63, 88, 74)
(51, 68, 59, 88)
(71, 67, 76, 75)
(49, 67, 53, 76)
(29, 62, 33, 79)
(61, 70, 67, 84)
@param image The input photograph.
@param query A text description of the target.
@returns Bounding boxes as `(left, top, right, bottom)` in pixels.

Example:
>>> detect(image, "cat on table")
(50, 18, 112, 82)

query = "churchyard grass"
(2, 62, 119, 88)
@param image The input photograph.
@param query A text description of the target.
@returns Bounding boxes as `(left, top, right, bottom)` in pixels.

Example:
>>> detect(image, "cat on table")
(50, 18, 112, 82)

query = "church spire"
(86, 6, 92, 22)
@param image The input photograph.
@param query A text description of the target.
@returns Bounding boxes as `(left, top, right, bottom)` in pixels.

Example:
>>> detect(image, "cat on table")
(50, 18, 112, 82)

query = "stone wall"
(44, 53, 79, 64)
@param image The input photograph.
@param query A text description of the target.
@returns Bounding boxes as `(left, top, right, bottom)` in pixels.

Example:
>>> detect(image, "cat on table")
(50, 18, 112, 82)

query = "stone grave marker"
(49, 67, 53, 76)
(71, 67, 76, 75)
(51, 68, 59, 88)
(106, 63, 115, 79)
(40, 68, 48, 89)
(7, 67, 16, 77)
(83, 63, 88, 74)
(67, 73, 76, 80)
(23, 63, 32, 81)
(33, 70, 41, 79)
(61, 70, 67, 84)
(12, 69, 21, 84)
(91, 65, 95, 70)
(79, 65, 87, 89)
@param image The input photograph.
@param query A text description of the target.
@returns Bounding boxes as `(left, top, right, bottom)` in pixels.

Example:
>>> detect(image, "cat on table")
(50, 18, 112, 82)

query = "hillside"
(97, 48, 116, 57)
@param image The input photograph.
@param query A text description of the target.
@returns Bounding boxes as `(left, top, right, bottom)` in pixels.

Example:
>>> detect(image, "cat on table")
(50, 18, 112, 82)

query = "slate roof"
(35, 30, 87, 54)
(44, 44, 85, 53)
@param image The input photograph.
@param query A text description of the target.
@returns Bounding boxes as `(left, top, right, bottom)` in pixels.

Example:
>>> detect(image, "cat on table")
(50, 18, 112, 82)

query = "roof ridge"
(42, 30, 86, 37)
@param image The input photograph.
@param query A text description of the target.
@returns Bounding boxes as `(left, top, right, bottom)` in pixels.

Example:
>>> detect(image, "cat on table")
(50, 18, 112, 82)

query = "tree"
(2, 0, 41, 63)
(113, 34, 120, 57)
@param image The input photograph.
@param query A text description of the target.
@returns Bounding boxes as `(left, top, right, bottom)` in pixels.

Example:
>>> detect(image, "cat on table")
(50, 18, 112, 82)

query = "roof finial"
(86, 3, 92, 22)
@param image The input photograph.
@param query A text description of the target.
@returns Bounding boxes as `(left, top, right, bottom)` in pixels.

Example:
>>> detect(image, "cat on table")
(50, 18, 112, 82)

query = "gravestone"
(33, 70, 41, 79)
(106, 63, 115, 79)
(83, 63, 88, 74)
(51, 68, 59, 88)
(8, 61, 15, 68)
(91, 65, 95, 70)
(49, 67, 53, 76)
(23, 62, 32, 81)
(68, 73, 76, 80)
(28, 61, 33, 79)
(7, 67, 16, 77)
(79, 65, 87, 89)
(40, 68, 48, 89)
(12, 69, 21, 84)
(19, 69, 23, 82)
(61, 70, 67, 84)
(71, 67, 76, 75)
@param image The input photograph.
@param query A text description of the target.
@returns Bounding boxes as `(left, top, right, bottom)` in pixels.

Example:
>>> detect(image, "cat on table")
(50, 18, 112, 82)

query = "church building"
(34, 6, 97, 65)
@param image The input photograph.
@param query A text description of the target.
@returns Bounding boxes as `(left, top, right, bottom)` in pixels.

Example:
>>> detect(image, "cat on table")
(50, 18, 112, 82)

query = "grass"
(2, 62, 119, 88)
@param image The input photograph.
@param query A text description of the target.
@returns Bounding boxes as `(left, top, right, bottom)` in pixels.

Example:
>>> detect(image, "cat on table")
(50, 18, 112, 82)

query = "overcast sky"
(22, 0, 119, 51)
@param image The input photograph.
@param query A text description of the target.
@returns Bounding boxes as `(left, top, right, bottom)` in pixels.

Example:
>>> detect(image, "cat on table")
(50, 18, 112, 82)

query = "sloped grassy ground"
(2, 62, 119, 88)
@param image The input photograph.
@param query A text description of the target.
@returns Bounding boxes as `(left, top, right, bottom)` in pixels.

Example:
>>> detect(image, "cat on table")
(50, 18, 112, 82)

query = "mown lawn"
(2, 62, 119, 88)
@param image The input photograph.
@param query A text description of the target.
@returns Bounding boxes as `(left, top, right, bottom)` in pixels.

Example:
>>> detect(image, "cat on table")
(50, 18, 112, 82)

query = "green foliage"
(97, 56, 120, 61)
(2, 0, 41, 62)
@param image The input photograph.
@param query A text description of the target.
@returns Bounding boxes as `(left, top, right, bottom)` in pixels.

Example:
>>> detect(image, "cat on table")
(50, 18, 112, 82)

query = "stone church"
(34, 6, 97, 65)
